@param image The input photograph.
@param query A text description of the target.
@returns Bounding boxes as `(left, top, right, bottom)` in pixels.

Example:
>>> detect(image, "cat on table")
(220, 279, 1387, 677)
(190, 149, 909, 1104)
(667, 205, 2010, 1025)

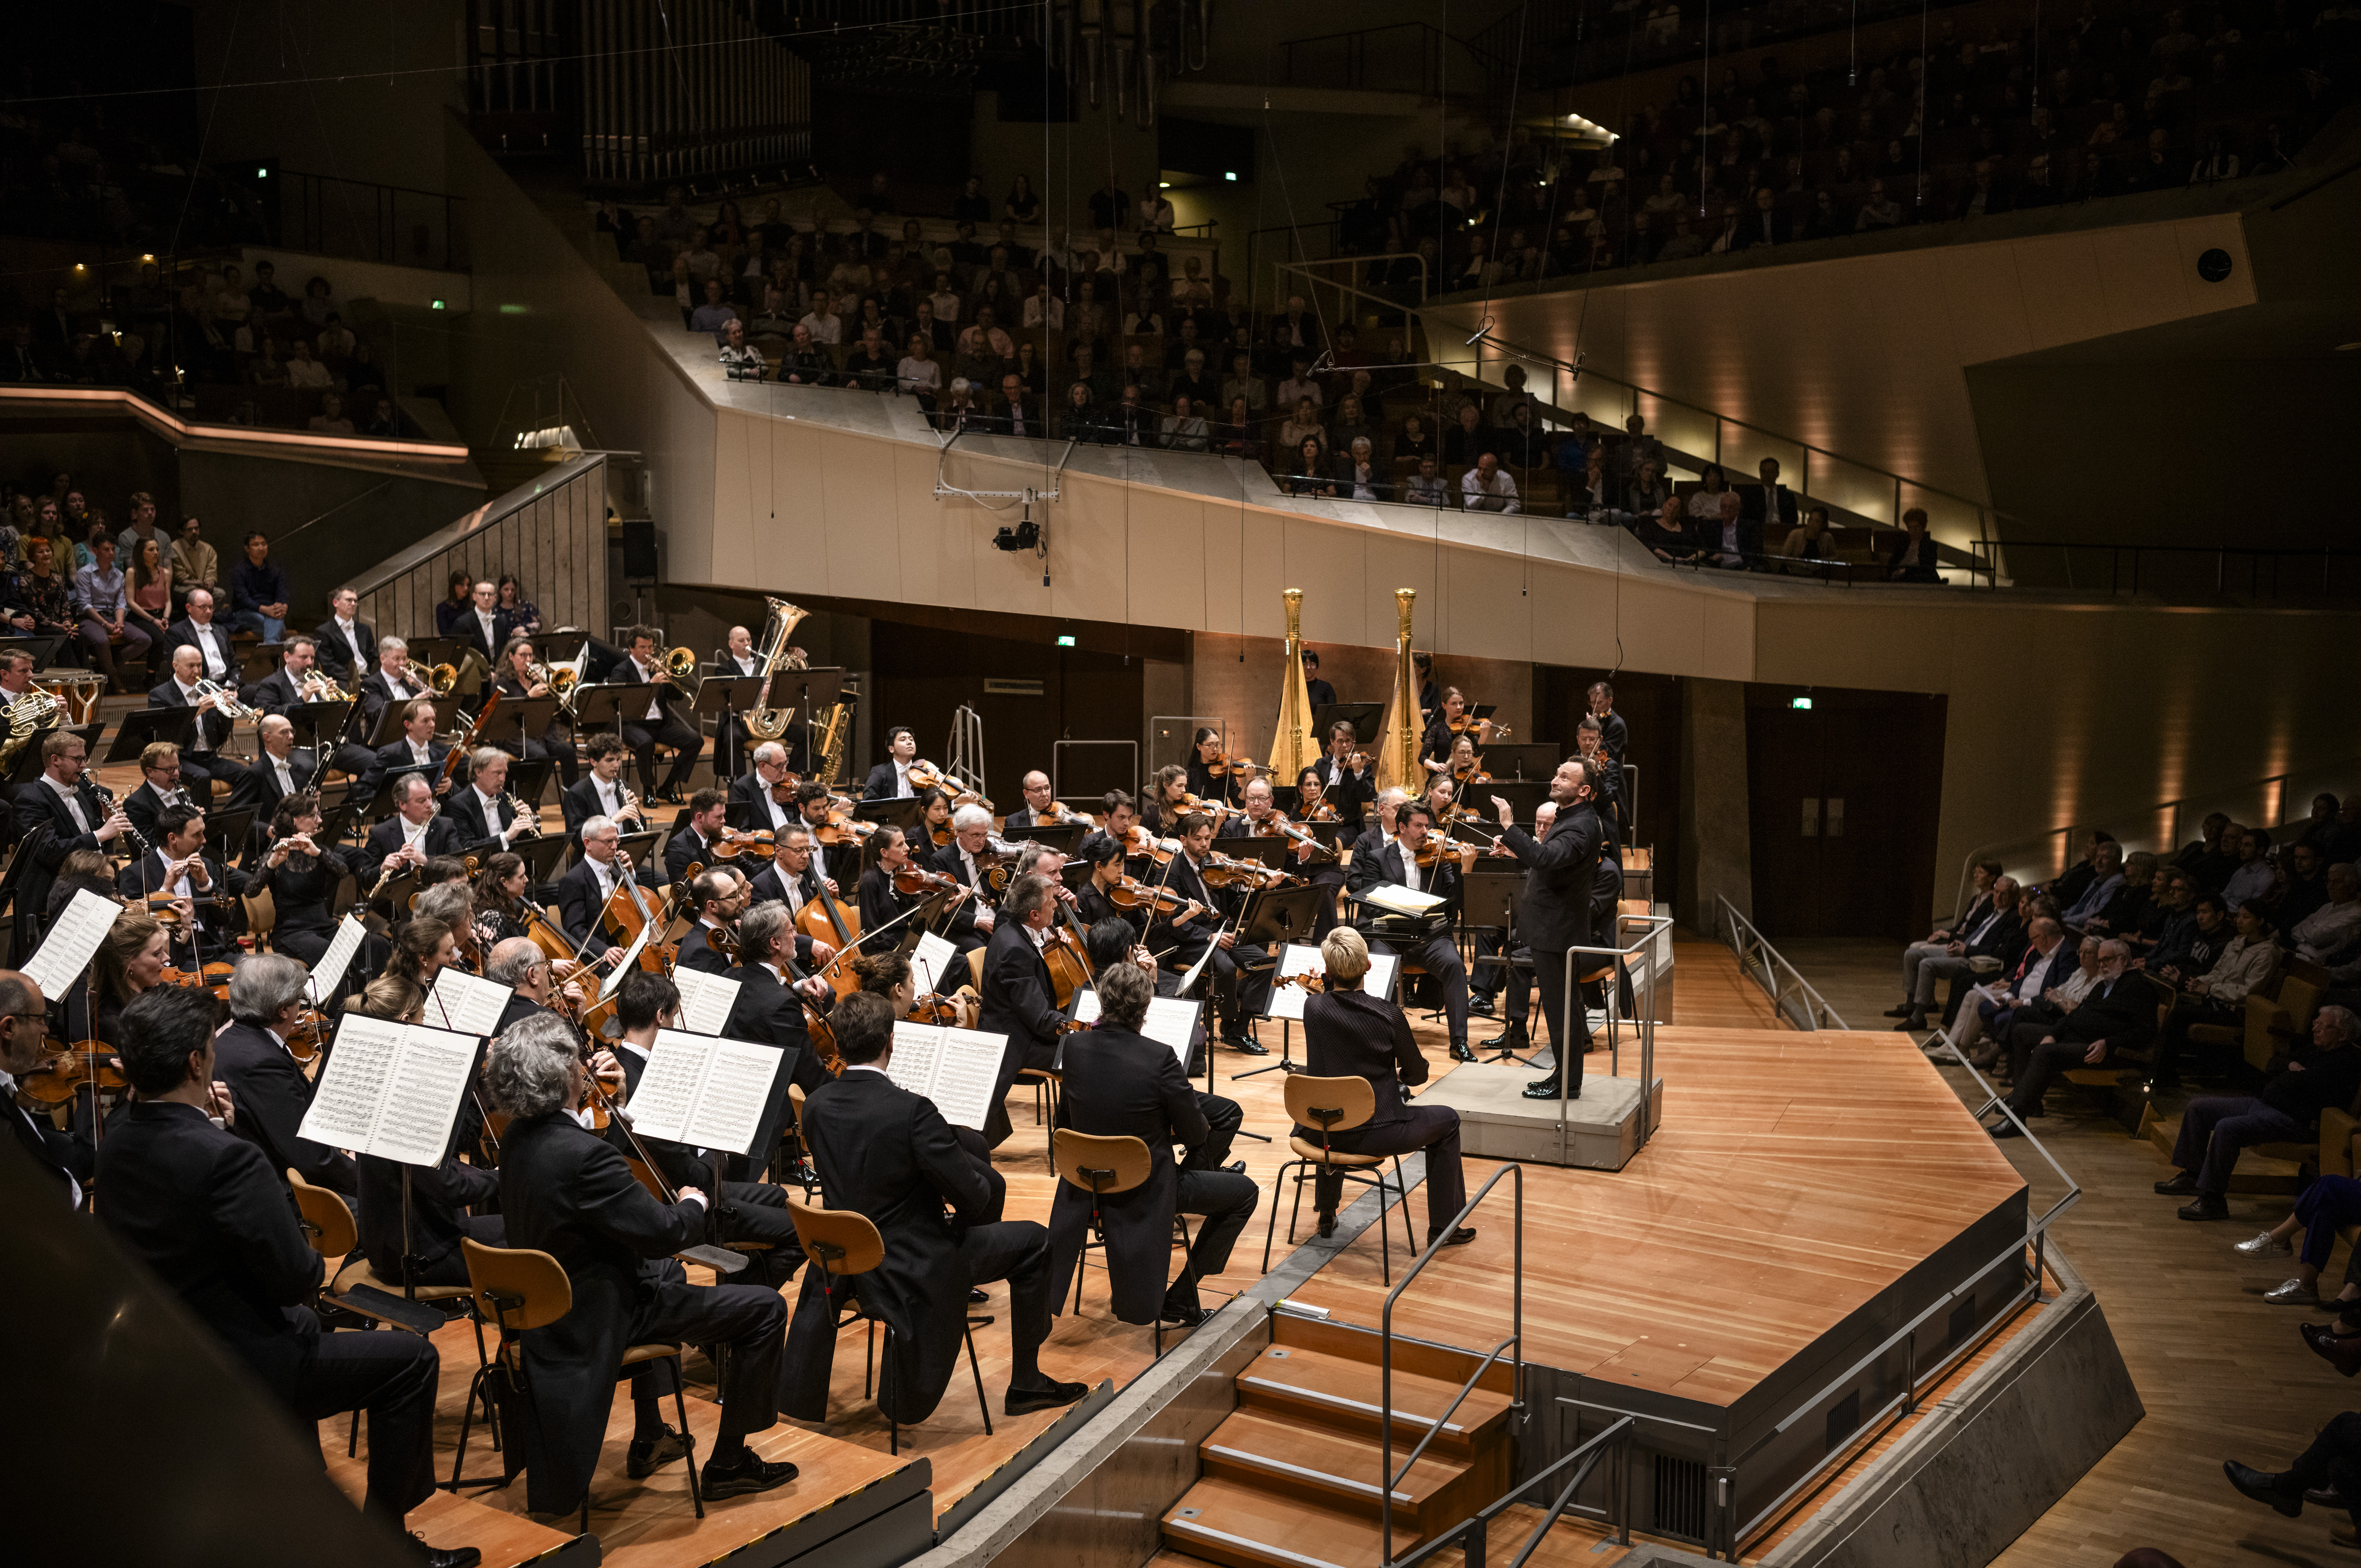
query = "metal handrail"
(1390, 1414, 1636, 1568)
(1973, 537, 2358, 599)
(1713, 894, 1848, 1031)
(1552, 914, 1675, 1145)
(1286, 250, 1432, 310)
(1380, 1161, 1525, 1566)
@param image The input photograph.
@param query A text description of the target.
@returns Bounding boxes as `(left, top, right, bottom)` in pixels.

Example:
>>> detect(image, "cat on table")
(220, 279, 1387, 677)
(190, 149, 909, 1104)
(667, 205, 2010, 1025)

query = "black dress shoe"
(2303, 1321, 2361, 1377)
(1005, 1378, 1090, 1415)
(2155, 1172, 2197, 1195)
(2179, 1195, 2231, 1221)
(1317, 1210, 1336, 1238)
(1523, 1078, 1576, 1101)
(699, 1451, 800, 1499)
(1449, 1042, 1477, 1062)
(2222, 1460, 2304, 1516)
(1987, 1121, 2024, 1140)
(406, 1538, 482, 1568)
(1159, 1300, 1210, 1327)
(1482, 1022, 1530, 1051)
(626, 1425, 691, 1478)
(1427, 1227, 1477, 1248)
(1883, 1004, 1916, 1019)
(970, 1287, 988, 1303)
(1225, 1160, 1247, 1173)
(1467, 995, 1496, 1018)
(1892, 1014, 1927, 1032)
(1227, 1036, 1270, 1056)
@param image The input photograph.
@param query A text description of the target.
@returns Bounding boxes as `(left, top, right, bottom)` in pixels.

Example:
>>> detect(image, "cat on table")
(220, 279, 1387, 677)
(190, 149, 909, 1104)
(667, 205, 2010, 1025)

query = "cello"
(794, 878, 864, 997)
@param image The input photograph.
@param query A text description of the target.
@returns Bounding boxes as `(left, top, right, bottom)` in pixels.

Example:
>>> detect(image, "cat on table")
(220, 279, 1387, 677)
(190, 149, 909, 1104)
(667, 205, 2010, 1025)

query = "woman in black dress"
(471, 850, 533, 950)
(856, 826, 919, 953)
(1183, 727, 1238, 805)
(493, 636, 578, 787)
(1140, 763, 1195, 835)
(914, 787, 956, 854)
(244, 791, 354, 969)
(65, 910, 170, 1044)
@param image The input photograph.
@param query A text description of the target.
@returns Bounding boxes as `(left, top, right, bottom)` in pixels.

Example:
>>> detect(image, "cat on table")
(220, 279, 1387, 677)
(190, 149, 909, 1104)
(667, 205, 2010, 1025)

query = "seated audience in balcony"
(1393, 412, 1436, 466)
(1161, 395, 1210, 453)
(1461, 454, 1521, 515)
(1275, 354, 1323, 413)
(308, 391, 355, 435)
(1057, 382, 1100, 442)
(1401, 458, 1449, 508)
(318, 314, 356, 361)
(1332, 437, 1386, 502)
(840, 328, 894, 393)
(73, 535, 151, 693)
(1692, 490, 1761, 570)
(171, 516, 221, 607)
(1278, 398, 1327, 458)
(1885, 508, 1942, 582)
(285, 339, 331, 390)
(690, 278, 739, 342)
(718, 319, 768, 381)
(1287, 438, 1335, 499)
(1985, 939, 2157, 1135)
(245, 337, 289, 387)
(2295, 864, 2361, 965)
(2157, 1007, 2361, 1220)
(229, 529, 290, 643)
(1443, 403, 1494, 471)
(895, 336, 942, 409)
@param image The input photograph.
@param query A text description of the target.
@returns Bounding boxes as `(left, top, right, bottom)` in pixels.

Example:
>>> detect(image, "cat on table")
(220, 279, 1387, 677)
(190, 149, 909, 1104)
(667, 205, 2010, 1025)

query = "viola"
(1105, 874, 1208, 925)
(1272, 969, 1327, 997)
(1202, 852, 1304, 892)
(907, 759, 995, 813)
(927, 818, 954, 849)
(162, 961, 234, 998)
(1447, 714, 1513, 739)
(1302, 798, 1342, 823)
(810, 811, 876, 848)
(893, 864, 970, 900)
(1041, 800, 1099, 828)
(801, 991, 846, 1075)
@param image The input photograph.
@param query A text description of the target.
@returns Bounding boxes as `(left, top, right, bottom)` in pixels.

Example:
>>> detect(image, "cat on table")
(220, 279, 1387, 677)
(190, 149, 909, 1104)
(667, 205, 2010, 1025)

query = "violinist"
(857, 826, 921, 951)
(554, 815, 665, 962)
(1290, 769, 1351, 940)
(1074, 834, 1145, 935)
(608, 625, 703, 805)
(245, 792, 356, 970)
(1184, 726, 1238, 805)
(469, 850, 535, 949)
(976, 873, 1065, 1148)
(563, 734, 647, 846)
(484, 938, 586, 1040)
(45, 850, 124, 926)
(492, 636, 579, 788)
(441, 747, 534, 853)
(678, 867, 750, 974)
(1420, 687, 1478, 776)
(1233, 779, 1318, 860)
(722, 900, 837, 1103)
(1087, 789, 1139, 866)
(1587, 679, 1628, 760)
(1442, 733, 1488, 794)
(1002, 770, 1059, 832)
(361, 774, 464, 889)
(727, 740, 798, 834)
(119, 804, 235, 962)
(379, 917, 459, 1010)
(1153, 813, 1274, 1055)
(665, 787, 731, 884)
(916, 786, 957, 849)
(861, 723, 921, 799)
(793, 780, 852, 885)
(1, 970, 96, 1205)
(215, 953, 356, 1198)
(1575, 714, 1626, 854)
(1345, 800, 1478, 1062)
(63, 910, 169, 1068)
(927, 804, 999, 955)
(606, 970, 803, 1285)
(747, 826, 839, 964)
(1139, 764, 1194, 836)
(98, 986, 479, 1568)
(1307, 721, 1373, 832)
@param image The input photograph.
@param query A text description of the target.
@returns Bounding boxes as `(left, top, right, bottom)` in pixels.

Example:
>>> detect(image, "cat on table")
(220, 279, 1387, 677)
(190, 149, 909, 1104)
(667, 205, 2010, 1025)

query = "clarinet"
(80, 767, 151, 859)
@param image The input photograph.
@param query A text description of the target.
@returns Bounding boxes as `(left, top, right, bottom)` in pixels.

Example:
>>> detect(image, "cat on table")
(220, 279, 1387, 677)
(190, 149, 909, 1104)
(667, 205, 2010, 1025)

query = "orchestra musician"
(781, 990, 1088, 1427)
(860, 724, 921, 799)
(241, 633, 319, 717)
(1001, 770, 1058, 832)
(857, 826, 920, 951)
(606, 625, 704, 806)
(665, 787, 731, 885)
(927, 804, 999, 955)
(709, 624, 764, 779)
(98, 985, 479, 1568)
(1148, 812, 1274, 1055)
(208, 953, 356, 1198)
(677, 867, 750, 974)
(562, 734, 647, 847)
(1587, 680, 1628, 760)
(847, 951, 1007, 1217)
(1047, 960, 1258, 1328)
(368, 699, 451, 802)
(976, 872, 1066, 1147)
(312, 586, 376, 685)
(440, 747, 534, 852)
(0, 970, 95, 1204)
(1419, 686, 1495, 776)
(1307, 721, 1374, 832)
(1139, 765, 1194, 836)
(728, 741, 799, 834)
(448, 579, 514, 675)
(721, 899, 837, 1145)
(1073, 834, 1139, 935)
(914, 787, 955, 850)
(64, 910, 168, 1046)
(1286, 768, 1352, 940)
(554, 816, 666, 961)
(1183, 727, 1238, 805)
(1490, 762, 1604, 1101)
(491, 636, 579, 788)
(1575, 715, 1626, 854)
(229, 716, 317, 826)
(1300, 646, 1338, 711)
(1297, 926, 1475, 1250)
(486, 1011, 797, 1515)
(123, 741, 198, 847)
(355, 636, 432, 744)
(792, 780, 852, 887)
(147, 644, 244, 793)
(468, 851, 535, 950)
(363, 917, 458, 1022)
(114, 803, 235, 964)
(747, 825, 838, 950)
(1085, 789, 1139, 866)
(1344, 799, 1477, 1062)
(162, 585, 241, 698)
(244, 792, 357, 970)
(360, 775, 464, 889)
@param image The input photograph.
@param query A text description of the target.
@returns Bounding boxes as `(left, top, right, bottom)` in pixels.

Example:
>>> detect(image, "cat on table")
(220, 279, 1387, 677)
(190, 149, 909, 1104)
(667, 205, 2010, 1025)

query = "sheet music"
(624, 1035, 706, 1146)
(425, 968, 513, 1036)
(886, 1021, 944, 1100)
(23, 889, 120, 1000)
(928, 1028, 1007, 1133)
(1267, 943, 1399, 1020)
(670, 966, 742, 1036)
(1359, 883, 1447, 915)
(1068, 986, 1101, 1025)
(308, 915, 368, 1000)
(296, 1017, 476, 1167)
(1142, 998, 1201, 1067)
(909, 930, 957, 999)
(632, 1029, 785, 1156)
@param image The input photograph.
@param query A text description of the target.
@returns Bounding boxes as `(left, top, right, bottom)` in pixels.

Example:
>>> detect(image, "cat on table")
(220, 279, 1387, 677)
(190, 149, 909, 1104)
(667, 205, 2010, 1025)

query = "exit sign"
(1790, 696, 1813, 710)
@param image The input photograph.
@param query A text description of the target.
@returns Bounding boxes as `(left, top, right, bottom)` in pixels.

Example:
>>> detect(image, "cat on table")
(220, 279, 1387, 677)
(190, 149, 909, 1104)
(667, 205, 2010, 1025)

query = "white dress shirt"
(264, 752, 297, 797)
(628, 657, 663, 722)
(893, 759, 914, 798)
(472, 785, 507, 836)
(334, 617, 365, 665)
(43, 775, 90, 834)
(190, 620, 228, 680)
(176, 679, 213, 752)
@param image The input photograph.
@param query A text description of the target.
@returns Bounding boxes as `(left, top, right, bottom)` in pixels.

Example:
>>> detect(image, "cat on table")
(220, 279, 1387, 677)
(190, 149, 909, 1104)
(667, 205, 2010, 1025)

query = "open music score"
(886, 1021, 1008, 1133)
(425, 967, 514, 1037)
(1354, 883, 1448, 917)
(297, 1016, 478, 1167)
(308, 915, 370, 1001)
(22, 888, 120, 999)
(626, 1029, 784, 1156)
(1265, 943, 1399, 1020)
(669, 967, 744, 1037)
(908, 930, 958, 1000)
(1066, 987, 1204, 1069)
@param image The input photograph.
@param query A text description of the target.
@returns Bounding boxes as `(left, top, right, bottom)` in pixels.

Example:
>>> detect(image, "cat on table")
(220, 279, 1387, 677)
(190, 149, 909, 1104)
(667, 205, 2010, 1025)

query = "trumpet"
(192, 678, 259, 721)
(295, 670, 343, 702)
(425, 663, 459, 696)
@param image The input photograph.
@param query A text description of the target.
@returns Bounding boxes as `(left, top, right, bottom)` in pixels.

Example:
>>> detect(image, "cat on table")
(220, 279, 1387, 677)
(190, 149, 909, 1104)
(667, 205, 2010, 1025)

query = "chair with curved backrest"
(450, 1238, 705, 1530)
(243, 885, 277, 947)
(963, 942, 1055, 1129)
(1053, 1128, 1196, 1356)
(1261, 1073, 1419, 1284)
(786, 1197, 992, 1454)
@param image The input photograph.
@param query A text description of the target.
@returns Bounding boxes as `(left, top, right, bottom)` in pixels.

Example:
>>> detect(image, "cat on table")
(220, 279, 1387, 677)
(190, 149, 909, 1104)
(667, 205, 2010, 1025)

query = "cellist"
(747, 826, 839, 968)
(553, 815, 665, 962)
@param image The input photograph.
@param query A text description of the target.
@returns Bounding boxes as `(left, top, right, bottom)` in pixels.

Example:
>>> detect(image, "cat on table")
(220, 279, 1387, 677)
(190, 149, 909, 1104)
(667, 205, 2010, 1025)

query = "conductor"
(1490, 760, 1603, 1101)
(1298, 928, 1475, 1248)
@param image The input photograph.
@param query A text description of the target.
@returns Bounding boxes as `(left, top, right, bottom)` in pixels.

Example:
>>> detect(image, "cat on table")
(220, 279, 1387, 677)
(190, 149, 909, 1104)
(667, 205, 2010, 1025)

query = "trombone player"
(607, 625, 702, 806)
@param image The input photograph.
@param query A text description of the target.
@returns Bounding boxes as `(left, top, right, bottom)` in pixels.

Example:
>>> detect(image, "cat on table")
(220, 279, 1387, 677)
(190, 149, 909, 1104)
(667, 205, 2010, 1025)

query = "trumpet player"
(452, 579, 515, 674)
(357, 635, 432, 740)
(441, 747, 538, 853)
(162, 586, 240, 694)
(147, 644, 245, 795)
(492, 637, 579, 788)
(609, 625, 701, 806)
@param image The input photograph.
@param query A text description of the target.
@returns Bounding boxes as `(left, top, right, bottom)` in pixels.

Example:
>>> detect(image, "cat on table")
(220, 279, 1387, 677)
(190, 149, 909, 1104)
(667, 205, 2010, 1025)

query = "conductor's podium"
(1416, 1058, 1662, 1170)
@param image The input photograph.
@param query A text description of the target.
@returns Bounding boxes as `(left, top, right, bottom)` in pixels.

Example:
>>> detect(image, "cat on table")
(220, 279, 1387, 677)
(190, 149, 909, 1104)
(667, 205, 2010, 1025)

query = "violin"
(1040, 800, 1099, 829)
(907, 759, 994, 813)
(1272, 969, 1327, 997)
(1205, 752, 1271, 781)
(1447, 714, 1512, 740)
(1120, 825, 1183, 864)
(715, 829, 778, 862)
(1202, 852, 1304, 892)
(1166, 791, 1240, 824)
(907, 990, 973, 1028)
(1105, 874, 1209, 925)
(810, 810, 876, 848)
(893, 864, 971, 901)
(15, 1039, 126, 1105)
(927, 816, 954, 849)
(1251, 812, 1339, 864)
(1302, 798, 1342, 823)
(162, 961, 234, 998)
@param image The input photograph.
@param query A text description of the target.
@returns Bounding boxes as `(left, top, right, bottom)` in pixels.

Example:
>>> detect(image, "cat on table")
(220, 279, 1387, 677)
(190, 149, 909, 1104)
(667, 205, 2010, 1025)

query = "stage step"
(1232, 1343, 1516, 1458)
(1162, 1474, 1423, 1568)
(1198, 1408, 1467, 1516)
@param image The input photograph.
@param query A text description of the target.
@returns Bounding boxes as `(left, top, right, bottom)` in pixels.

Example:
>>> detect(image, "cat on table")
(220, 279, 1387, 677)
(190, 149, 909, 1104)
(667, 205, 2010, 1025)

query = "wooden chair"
(1260, 1074, 1419, 1284)
(243, 885, 277, 949)
(450, 1238, 705, 1529)
(785, 1198, 992, 1455)
(1052, 1128, 1195, 1356)
(965, 944, 1053, 1126)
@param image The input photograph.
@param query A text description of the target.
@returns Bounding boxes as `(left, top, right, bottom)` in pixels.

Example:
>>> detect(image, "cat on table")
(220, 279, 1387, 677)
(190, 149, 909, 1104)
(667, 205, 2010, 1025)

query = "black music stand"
(519, 834, 573, 891)
(573, 682, 659, 739)
(1009, 822, 1086, 856)
(614, 829, 661, 868)
(1312, 702, 1385, 744)
(206, 804, 256, 862)
(507, 757, 557, 808)
(784, 666, 844, 729)
(102, 707, 198, 764)
(1458, 872, 1537, 1065)
(8, 728, 62, 785)
(493, 696, 562, 753)
(236, 642, 284, 683)
(1214, 837, 1289, 870)
(368, 869, 421, 919)
(284, 700, 352, 767)
(690, 675, 763, 736)
(316, 801, 359, 848)
(1481, 743, 1560, 781)
(1473, 778, 1547, 824)
(1233, 884, 1335, 1083)
(855, 797, 926, 832)
(1, 635, 64, 668)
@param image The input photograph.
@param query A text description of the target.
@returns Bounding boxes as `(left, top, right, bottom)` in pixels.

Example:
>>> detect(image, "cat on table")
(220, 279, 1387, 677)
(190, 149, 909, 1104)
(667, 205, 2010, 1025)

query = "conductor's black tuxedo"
(1496, 800, 1603, 1091)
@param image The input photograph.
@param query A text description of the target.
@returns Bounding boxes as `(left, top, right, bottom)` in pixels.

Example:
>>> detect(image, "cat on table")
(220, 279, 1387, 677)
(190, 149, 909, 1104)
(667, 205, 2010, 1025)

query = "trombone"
(660, 647, 698, 681)
(424, 663, 460, 696)
(527, 661, 581, 715)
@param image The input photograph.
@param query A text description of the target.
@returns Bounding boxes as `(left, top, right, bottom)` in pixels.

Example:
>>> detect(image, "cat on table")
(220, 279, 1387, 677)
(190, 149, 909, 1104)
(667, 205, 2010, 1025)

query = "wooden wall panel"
(352, 460, 608, 649)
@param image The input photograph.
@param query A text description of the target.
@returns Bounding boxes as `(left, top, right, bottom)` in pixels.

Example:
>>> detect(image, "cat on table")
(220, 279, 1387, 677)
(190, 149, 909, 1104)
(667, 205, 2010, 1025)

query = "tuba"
(1266, 587, 1319, 785)
(742, 597, 812, 742)
(1372, 588, 1422, 798)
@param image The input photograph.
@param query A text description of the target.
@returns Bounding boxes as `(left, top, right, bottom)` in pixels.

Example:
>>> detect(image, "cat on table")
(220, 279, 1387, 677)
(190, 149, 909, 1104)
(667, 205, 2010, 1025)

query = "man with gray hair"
(729, 739, 800, 833)
(2159, 1006, 2361, 1220)
(212, 952, 355, 1197)
(977, 873, 1065, 1146)
(1893, 876, 2023, 1034)
(441, 745, 531, 849)
(488, 1011, 798, 1512)
(555, 813, 663, 961)
(927, 801, 999, 954)
(1986, 939, 2158, 1138)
